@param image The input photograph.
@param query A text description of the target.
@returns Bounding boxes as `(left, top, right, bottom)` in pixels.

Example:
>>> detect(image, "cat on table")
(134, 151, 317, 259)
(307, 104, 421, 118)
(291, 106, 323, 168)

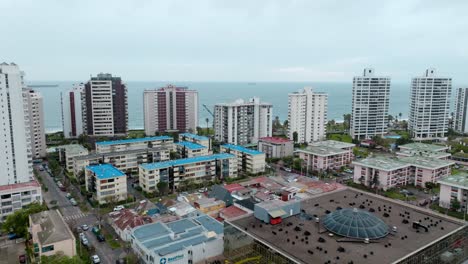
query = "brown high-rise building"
(83, 73, 128, 136)
(143, 85, 198, 135)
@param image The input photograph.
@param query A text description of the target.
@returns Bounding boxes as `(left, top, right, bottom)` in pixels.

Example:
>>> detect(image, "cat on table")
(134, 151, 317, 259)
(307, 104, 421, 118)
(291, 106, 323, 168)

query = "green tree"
(157, 181, 169, 195)
(205, 118, 210, 135)
(283, 120, 289, 130)
(343, 114, 351, 131)
(3, 202, 47, 237)
(41, 253, 85, 263)
(292, 158, 302, 171)
(292, 131, 298, 143)
(170, 151, 181, 160)
(451, 199, 461, 211)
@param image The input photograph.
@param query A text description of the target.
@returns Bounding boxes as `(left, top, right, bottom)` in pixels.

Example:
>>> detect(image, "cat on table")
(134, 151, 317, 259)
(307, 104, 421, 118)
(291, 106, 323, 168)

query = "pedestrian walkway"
(63, 213, 87, 221)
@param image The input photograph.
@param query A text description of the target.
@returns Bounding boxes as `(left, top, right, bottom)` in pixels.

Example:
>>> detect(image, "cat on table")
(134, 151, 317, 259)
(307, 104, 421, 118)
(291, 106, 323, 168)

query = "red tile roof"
(113, 209, 151, 231)
(220, 206, 248, 220)
(223, 183, 246, 193)
(0, 181, 40, 191)
(259, 137, 292, 144)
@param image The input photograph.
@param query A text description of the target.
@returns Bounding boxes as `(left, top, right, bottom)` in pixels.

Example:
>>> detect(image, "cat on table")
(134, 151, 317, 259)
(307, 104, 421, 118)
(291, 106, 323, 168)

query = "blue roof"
(176, 141, 206, 150)
(95, 136, 173, 146)
(180, 133, 209, 141)
(195, 215, 223, 234)
(140, 153, 235, 170)
(222, 144, 264, 155)
(85, 164, 125, 179)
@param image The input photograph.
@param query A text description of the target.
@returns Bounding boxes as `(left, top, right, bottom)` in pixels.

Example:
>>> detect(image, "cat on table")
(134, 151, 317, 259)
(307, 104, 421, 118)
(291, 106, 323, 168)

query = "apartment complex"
(61, 83, 84, 138)
(139, 154, 237, 193)
(57, 144, 89, 172)
(85, 164, 127, 204)
(397, 143, 450, 160)
(288, 87, 327, 143)
(29, 210, 76, 259)
(24, 89, 46, 158)
(175, 141, 209, 158)
(438, 173, 468, 211)
(295, 140, 355, 172)
(83, 73, 128, 136)
(350, 68, 390, 140)
(179, 133, 211, 150)
(453, 88, 468, 134)
(0, 63, 42, 219)
(214, 97, 272, 145)
(258, 137, 293, 159)
(95, 136, 174, 153)
(143, 85, 198, 135)
(408, 69, 452, 139)
(220, 144, 266, 174)
(353, 155, 454, 190)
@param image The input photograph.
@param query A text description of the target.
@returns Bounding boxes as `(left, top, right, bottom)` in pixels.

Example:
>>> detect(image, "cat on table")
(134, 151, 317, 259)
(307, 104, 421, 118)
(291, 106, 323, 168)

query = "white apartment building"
(288, 87, 327, 143)
(0, 62, 42, 220)
(350, 68, 390, 140)
(85, 164, 127, 205)
(220, 144, 266, 174)
(57, 144, 89, 172)
(214, 97, 272, 145)
(408, 69, 452, 140)
(143, 85, 198, 135)
(24, 89, 46, 158)
(61, 83, 84, 138)
(438, 173, 468, 211)
(83, 73, 128, 136)
(453, 88, 468, 134)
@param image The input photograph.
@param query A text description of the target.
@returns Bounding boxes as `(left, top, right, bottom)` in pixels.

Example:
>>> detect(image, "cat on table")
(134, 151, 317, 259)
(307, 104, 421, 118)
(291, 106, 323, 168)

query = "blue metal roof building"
(95, 136, 173, 146)
(140, 153, 235, 170)
(179, 133, 209, 141)
(175, 141, 206, 150)
(85, 164, 125, 179)
(131, 214, 224, 264)
(221, 144, 263, 155)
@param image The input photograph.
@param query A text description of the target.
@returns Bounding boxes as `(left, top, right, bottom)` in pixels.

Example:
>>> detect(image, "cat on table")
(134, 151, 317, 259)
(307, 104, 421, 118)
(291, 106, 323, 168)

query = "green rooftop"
(399, 143, 448, 152)
(438, 173, 468, 189)
(353, 156, 409, 171)
(309, 140, 355, 149)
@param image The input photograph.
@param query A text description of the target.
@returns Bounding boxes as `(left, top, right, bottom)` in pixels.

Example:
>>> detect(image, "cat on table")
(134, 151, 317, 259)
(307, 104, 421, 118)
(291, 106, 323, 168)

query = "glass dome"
(323, 208, 389, 240)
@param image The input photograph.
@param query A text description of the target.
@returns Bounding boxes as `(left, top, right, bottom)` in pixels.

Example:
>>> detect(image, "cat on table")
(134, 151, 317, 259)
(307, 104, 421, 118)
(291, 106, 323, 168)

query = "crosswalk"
(63, 213, 87, 221)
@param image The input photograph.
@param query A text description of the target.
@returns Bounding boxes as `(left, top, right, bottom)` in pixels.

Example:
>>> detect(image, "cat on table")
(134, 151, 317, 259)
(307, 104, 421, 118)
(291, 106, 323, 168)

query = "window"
(41, 245, 54, 253)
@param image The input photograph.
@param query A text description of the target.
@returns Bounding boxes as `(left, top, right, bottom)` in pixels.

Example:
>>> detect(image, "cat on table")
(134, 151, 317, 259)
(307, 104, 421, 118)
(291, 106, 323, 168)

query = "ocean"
(31, 81, 414, 133)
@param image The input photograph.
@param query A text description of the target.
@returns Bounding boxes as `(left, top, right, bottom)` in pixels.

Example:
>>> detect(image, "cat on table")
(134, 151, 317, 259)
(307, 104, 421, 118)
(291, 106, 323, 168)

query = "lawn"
(383, 189, 417, 201)
(327, 133, 353, 143)
(104, 233, 121, 249)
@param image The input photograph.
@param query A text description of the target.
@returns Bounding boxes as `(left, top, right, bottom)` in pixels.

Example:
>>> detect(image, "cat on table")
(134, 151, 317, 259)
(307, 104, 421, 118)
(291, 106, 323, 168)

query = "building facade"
(258, 137, 294, 159)
(24, 89, 46, 158)
(30, 210, 76, 259)
(214, 97, 272, 145)
(61, 83, 84, 138)
(57, 144, 89, 172)
(95, 136, 174, 153)
(453, 88, 468, 134)
(179, 133, 211, 151)
(143, 85, 198, 135)
(175, 141, 209, 158)
(350, 68, 390, 140)
(139, 154, 237, 193)
(220, 144, 266, 174)
(85, 164, 127, 205)
(438, 173, 468, 211)
(408, 69, 452, 140)
(84, 73, 128, 136)
(296, 140, 355, 173)
(288, 87, 327, 143)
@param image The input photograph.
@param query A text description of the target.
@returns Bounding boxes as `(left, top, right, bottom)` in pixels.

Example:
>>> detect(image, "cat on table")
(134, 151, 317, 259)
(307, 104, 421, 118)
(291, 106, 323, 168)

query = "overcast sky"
(2, 0, 468, 82)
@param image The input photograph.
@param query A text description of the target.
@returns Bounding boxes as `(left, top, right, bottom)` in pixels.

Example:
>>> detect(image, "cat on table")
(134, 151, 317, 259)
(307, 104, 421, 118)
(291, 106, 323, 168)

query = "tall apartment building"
(0, 63, 42, 219)
(408, 69, 452, 140)
(453, 88, 468, 134)
(214, 97, 272, 145)
(143, 85, 198, 135)
(288, 87, 327, 143)
(24, 89, 46, 158)
(350, 68, 390, 140)
(61, 83, 84, 138)
(83, 73, 128, 136)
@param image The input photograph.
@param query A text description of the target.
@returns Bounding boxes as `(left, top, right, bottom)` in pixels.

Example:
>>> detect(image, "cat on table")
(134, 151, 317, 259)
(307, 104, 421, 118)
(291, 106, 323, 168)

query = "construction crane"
(202, 104, 214, 118)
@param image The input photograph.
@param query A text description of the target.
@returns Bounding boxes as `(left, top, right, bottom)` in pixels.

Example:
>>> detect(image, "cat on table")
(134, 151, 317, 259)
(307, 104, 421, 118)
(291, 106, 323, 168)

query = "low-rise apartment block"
(0, 181, 42, 220)
(397, 143, 450, 160)
(85, 164, 127, 205)
(179, 133, 212, 150)
(353, 155, 454, 190)
(29, 210, 76, 259)
(258, 137, 293, 158)
(438, 173, 468, 211)
(139, 154, 237, 193)
(57, 144, 89, 172)
(74, 147, 171, 177)
(220, 144, 266, 174)
(295, 140, 355, 172)
(176, 141, 209, 158)
(95, 136, 174, 153)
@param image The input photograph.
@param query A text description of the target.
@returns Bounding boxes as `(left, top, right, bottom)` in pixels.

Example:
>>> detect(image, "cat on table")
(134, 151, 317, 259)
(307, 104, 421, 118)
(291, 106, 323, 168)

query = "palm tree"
(205, 118, 209, 135)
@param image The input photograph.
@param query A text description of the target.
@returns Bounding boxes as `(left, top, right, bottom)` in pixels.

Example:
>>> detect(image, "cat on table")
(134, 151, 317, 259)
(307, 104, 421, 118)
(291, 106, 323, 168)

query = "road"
(37, 164, 122, 264)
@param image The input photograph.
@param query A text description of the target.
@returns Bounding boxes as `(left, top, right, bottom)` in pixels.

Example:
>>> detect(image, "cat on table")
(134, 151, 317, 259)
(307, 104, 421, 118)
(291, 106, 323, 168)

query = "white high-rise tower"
(288, 87, 328, 143)
(453, 88, 468, 134)
(350, 68, 390, 140)
(408, 68, 451, 139)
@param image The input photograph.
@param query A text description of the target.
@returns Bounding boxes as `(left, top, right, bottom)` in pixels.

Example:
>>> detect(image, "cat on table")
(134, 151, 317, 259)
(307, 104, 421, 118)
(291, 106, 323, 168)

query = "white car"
(79, 232, 85, 239)
(81, 237, 89, 246)
(91, 255, 101, 264)
(113, 205, 125, 211)
(81, 224, 89, 231)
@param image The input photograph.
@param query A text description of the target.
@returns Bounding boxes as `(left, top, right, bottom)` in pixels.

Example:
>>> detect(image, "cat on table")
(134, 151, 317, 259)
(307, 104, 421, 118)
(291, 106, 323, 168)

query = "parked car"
(91, 255, 101, 264)
(91, 226, 100, 235)
(70, 198, 78, 206)
(281, 167, 292, 172)
(81, 224, 89, 231)
(39, 167, 44, 171)
(79, 232, 85, 240)
(96, 234, 105, 242)
(113, 205, 125, 211)
(19, 254, 26, 263)
(66, 193, 72, 199)
(400, 189, 414, 196)
(81, 237, 89, 247)
(419, 199, 429, 206)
